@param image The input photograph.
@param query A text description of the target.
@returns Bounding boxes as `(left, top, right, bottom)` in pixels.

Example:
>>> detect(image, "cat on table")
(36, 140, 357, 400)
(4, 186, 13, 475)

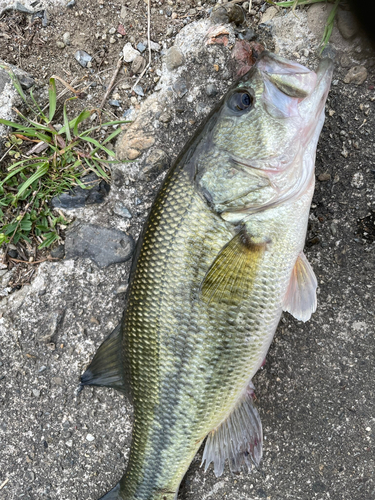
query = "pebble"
(38, 366, 47, 373)
(133, 85, 144, 97)
(56, 41, 65, 49)
(66, 0, 75, 7)
(131, 56, 146, 75)
(173, 78, 188, 98)
(343, 66, 368, 85)
(66, 439, 73, 447)
(51, 172, 110, 209)
(351, 172, 364, 189)
(109, 36, 116, 44)
(116, 283, 129, 294)
(50, 245, 65, 260)
(140, 149, 170, 181)
(166, 46, 184, 71)
(159, 112, 172, 123)
(63, 32, 71, 45)
(337, 9, 359, 39)
(123, 43, 141, 63)
(109, 99, 121, 107)
(318, 173, 331, 182)
(86, 434, 95, 442)
(137, 42, 146, 53)
(32, 389, 41, 398)
(108, 27, 116, 35)
(74, 50, 92, 67)
(149, 41, 161, 52)
(206, 84, 218, 97)
(113, 203, 132, 219)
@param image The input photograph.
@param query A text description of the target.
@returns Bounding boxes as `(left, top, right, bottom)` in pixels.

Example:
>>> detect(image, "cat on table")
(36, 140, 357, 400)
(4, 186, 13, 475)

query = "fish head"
(211, 51, 333, 169)
(197, 52, 333, 215)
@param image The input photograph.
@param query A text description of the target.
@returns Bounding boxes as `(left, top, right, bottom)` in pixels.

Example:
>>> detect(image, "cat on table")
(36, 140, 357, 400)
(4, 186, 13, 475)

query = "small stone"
(260, 6, 278, 23)
(90, 316, 100, 325)
(123, 42, 141, 63)
(32, 389, 41, 397)
(343, 66, 368, 85)
(109, 99, 121, 107)
(66, 439, 73, 447)
(56, 41, 65, 49)
(120, 5, 126, 17)
(63, 32, 71, 45)
(66, 0, 75, 7)
(159, 112, 172, 123)
(137, 42, 146, 53)
(171, 12, 178, 19)
(351, 172, 364, 189)
(51, 377, 63, 386)
(51, 173, 110, 209)
(133, 85, 144, 96)
(149, 41, 161, 52)
(38, 366, 47, 373)
(206, 84, 218, 97)
(318, 173, 331, 182)
(210, 3, 244, 25)
(65, 223, 134, 268)
(74, 50, 92, 67)
(108, 27, 116, 34)
(337, 8, 359, 39)
(50, 245, 65, 260)
(340, 54, 351, 68)
(113, 203, 132, 219)
(173, 78, 188, 98)
(127, 149, 141, 160)
(109, 36, 116, 44)
(140, 149, 170, 181)
(131, 56, 146, 75)
(116, 283, 128, 294)
(166, 46, 184, 71)
(86, 434, 95, 442)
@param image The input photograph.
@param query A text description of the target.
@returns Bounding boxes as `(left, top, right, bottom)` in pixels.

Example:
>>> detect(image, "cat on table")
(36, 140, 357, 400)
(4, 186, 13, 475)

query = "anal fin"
(202, 383, 263, 477)
(283, 251, 317, 322)
(81, 324, 128, 393)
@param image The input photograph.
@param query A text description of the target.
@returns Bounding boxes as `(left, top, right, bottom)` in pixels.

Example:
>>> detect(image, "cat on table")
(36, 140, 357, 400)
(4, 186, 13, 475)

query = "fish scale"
(80, 52, 333, 500)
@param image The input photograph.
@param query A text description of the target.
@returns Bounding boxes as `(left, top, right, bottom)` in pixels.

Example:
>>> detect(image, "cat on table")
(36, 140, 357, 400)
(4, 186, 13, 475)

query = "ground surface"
(0, 1, 374, 500)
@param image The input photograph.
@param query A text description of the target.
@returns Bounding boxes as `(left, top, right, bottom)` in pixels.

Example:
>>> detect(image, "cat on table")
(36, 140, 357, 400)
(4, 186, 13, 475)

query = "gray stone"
(210, 3, 245, 25)
(116, 282, 128, 294)
(261, 5, 278, 23)
(109, 99, 121, 107)
(140, 149, 170, 181)
(166, 46, 184, 71)
(137, 42, 146, 53)
(337, 8, 359, 39)
(113, 203, 132, 219)
(74, 50, 92, 67)
(343, 66, 368, 85)
(56, 41, 65, 49)
(173, 78, 188, 98)
(63, 32, 71, 45)
(206, 84, 218, 97)
(32, 389, 41, 397)
(123, 43, 141, 63)
(65, 223, 134, 268)
(51, 173, 110, 209)
(131, 56, 146, 75)
(50, 245, 65, 260)
(133, 85, 144, 97)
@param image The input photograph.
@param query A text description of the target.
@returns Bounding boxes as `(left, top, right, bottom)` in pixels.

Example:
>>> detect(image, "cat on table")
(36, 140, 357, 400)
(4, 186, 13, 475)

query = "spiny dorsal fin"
(80, 324, 128, 394)
(283, 251, 317, 322)
(201, 228, 268, 303)
(202, 383, 263, 477)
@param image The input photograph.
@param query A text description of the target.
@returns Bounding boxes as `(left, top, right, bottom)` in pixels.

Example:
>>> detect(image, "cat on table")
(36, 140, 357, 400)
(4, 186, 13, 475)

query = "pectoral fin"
(202, 383, 263, 477)
(80, 324, 128, 394)
(283, 252, 317, 322)
(201, 228, 268, 303)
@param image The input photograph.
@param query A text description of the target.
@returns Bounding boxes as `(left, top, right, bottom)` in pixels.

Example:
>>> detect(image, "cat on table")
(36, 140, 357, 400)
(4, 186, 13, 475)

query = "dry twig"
(99, 55, 124, 109)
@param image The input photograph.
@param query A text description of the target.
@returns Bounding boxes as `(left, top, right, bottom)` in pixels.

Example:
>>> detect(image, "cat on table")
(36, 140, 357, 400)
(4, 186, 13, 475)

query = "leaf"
(38, 231, 59, 249)
(79, 135, 116, 157)
(16, 162, 49, 198)
(48, 77, 57, 122)
(72, 110, 91, 135)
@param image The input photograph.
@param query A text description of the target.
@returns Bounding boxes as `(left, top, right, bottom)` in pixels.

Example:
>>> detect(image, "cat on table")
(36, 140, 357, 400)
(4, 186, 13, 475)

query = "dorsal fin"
(200, 228, 269, 304)
(202, 383, 263, 477)
(283, 252, 317, 322)
(80, 324, 128, 394)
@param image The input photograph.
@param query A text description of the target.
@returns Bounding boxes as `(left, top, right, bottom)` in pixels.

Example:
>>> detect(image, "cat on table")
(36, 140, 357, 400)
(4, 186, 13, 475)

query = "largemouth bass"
(81, 52, 333, 500)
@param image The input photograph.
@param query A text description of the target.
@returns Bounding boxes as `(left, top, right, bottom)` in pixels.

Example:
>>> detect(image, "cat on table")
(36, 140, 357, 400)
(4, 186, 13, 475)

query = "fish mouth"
(256, 52, 334, 123)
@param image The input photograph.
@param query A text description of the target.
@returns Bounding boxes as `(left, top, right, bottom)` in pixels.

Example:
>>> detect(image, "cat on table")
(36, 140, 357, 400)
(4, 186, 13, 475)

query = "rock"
(66, 0, 75, 7)
(137, 42, 146, 53)
(109, 99, 121, 107)
(65, 223, 134, 268)
(117, 129, 156, 161)
(205, 84, 218, 97)
(318, 173, 331, 182)
(108, 27, 116, 35)
(74, 50, 92, 67)
(165, 47, 184, 71)
(173, 78, 188, 98)
(131, 56, 146, 75)
(260, 6, 278, 23)
(66, 439, 73, 447)
(149, 41, 161, 52)
(86, 434, 95, 442)
(123, 42, 141, 63)
(50, 245, 65, 260)
(63, 32, 71, 45)
(133, 85, 144, 96)
(210, 3, 245, 26)
(51, 173, 110, 209)
(116, 283, 128, 294)
(56, 41, 65, 49)
(159, 112, 172, 123)
(113, 203, 132, 219)
(337, 8, 359, 39)
(109, 37, 116, 44)
(343, 66, 367, 85)
(39, 310, 66, 343)
(140, 149, 170, 181)
(32, 389, 41, 398)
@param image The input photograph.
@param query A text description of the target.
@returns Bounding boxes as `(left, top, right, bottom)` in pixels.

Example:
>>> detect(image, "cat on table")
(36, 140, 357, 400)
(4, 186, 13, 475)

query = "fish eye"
(228, 90, 253, 113)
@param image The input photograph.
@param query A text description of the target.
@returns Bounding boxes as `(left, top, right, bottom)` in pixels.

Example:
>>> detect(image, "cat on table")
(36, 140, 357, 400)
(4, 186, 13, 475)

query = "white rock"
(123, 43, 141, 63)
(86, 433, 95, 442)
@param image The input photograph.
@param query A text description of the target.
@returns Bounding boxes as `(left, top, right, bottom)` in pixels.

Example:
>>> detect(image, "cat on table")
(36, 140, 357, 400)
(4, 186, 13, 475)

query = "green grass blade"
(72, 110, 91, 136)
(48, 77, 57, 122)
(63, 101, 71, 142)
(101, 126, 123, 145)
(16, 162, 49, 198)
(79, 135, 116, 157)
